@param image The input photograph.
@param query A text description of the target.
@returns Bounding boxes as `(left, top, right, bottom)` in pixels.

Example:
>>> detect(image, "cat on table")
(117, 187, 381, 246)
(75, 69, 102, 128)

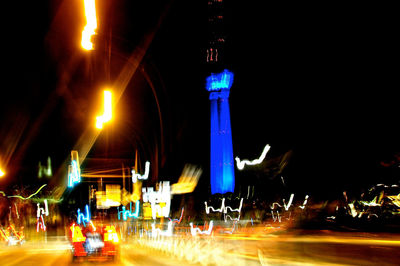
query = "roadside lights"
(95, 90, 112, 129)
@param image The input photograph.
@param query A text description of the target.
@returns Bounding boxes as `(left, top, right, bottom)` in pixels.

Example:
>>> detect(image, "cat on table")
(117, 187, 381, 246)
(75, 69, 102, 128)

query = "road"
(1, 230, 400, 265)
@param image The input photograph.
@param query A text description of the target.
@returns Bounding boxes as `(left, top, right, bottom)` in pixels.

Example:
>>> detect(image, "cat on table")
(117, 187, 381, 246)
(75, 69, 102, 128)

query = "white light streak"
(235, 144, 270, 170)
(151, 221, 173, 238)
(132, 161, 150, 183)
(190, 221, 213, 236)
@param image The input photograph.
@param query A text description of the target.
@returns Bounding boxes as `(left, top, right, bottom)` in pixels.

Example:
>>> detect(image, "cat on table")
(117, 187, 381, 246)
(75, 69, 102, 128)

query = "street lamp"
(0, 168, 5, 177)
(95, 90, 113, 129)
(81, 0, 97, 51)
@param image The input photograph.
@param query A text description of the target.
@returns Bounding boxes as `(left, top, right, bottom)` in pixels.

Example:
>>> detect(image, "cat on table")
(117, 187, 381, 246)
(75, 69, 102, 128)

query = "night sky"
(1, 1, 399, 201)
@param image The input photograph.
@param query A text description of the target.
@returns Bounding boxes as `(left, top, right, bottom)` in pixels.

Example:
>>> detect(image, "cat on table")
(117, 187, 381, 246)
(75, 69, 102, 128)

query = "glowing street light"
(96, 90, 113, 129)
(81, 0, 97, 50)
(0, 168, 5, 177)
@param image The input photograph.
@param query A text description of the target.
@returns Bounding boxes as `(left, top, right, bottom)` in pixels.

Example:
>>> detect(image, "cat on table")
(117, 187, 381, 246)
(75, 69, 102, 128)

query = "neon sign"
(77, 205, 90, 226)
(36, 199, 48, 232)
(118, 200, 140, 221)
(131, 161, 150, 183)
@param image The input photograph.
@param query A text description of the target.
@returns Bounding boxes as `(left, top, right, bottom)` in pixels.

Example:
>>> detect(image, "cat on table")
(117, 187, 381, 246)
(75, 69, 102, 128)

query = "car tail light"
(70, 223, 86, 242)
(104, 225, 119, 243)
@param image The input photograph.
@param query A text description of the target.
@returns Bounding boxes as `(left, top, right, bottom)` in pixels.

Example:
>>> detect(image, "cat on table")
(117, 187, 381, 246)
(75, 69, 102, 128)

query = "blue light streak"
(77, 205, 90, 226)
(118, 200, 140, 221)
(68, 160, 81, 188)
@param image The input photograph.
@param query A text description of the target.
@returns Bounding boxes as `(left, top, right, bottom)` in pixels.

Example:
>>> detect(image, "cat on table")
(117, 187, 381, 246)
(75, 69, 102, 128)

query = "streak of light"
(0, 168, 4, 177)
(7, 184, 47, 200)
(81, 0, 97, 50)
(77, 204, 90, 226)
(169, 207, 184, 224)
(270, 193, 294, 210)
(235, 144, 271, 170)
(36, 200, 48, 232)
(95, 90, 112, 129)
(299, 195, 309, 209)
(151, 221, 173, 237)
(171, 165, 202, 194)
(132, 161, 150, 183)
(52, 3, 170, 201)
(190, 221, 213, 236)
(118, 200, 140, 220)
(205, 198, 244, 214)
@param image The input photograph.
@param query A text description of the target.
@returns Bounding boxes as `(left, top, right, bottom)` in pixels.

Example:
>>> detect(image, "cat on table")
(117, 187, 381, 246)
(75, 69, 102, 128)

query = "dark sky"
(1, 1, 399, 200)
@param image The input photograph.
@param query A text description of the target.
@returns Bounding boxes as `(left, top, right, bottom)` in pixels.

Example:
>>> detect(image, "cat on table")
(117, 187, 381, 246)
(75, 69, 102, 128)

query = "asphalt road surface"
(1, 230, 400, 265)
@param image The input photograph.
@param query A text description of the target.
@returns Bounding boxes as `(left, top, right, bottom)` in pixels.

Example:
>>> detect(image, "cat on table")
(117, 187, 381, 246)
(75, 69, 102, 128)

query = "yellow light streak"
(7, 184, 47, 200)
(81, 0, 97, 50)
(96, 90, 112, 129)
(0, 168, 4, 177)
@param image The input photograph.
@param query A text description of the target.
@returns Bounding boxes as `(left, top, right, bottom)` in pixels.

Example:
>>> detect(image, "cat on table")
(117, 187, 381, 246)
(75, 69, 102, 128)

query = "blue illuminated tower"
(205, 0, 235, 194)
(206, 70, 235, 194)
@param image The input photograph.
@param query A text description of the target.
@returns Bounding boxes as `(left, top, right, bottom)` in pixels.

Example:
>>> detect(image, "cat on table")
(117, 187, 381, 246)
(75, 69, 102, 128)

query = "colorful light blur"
(235, 144, 271, 170)
(142, 182, 171, 219)
(8, 184, 47, 200)
(169, 207, 184, 224)
(171, 165, 202, 194)
(68, 160, 81, 188)
(70, 223, 86, 242)
(36, 199, 48, 232)
(95, 90, 112, 129)
(207, 69, 235, 194)
(81, 0, 97, 50)
(104, 225, 119, 243)
(151, 221, 173, 238)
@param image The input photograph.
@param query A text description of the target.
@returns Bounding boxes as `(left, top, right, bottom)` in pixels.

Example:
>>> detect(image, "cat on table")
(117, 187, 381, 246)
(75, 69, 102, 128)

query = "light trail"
(151, 221, 173, 237)
(131, 161, 150, 183)
(95, 90, 112, 129)
(235, 144, 271, 170)
(190, 221, 213, 236)
(205, 198, 243, 214)
(7, 184, 47, 200)
(81, 0, 97, 50)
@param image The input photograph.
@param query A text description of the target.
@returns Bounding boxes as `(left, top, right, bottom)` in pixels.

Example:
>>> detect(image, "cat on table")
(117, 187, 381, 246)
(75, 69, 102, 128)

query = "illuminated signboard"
(142, 181, 171, 219)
